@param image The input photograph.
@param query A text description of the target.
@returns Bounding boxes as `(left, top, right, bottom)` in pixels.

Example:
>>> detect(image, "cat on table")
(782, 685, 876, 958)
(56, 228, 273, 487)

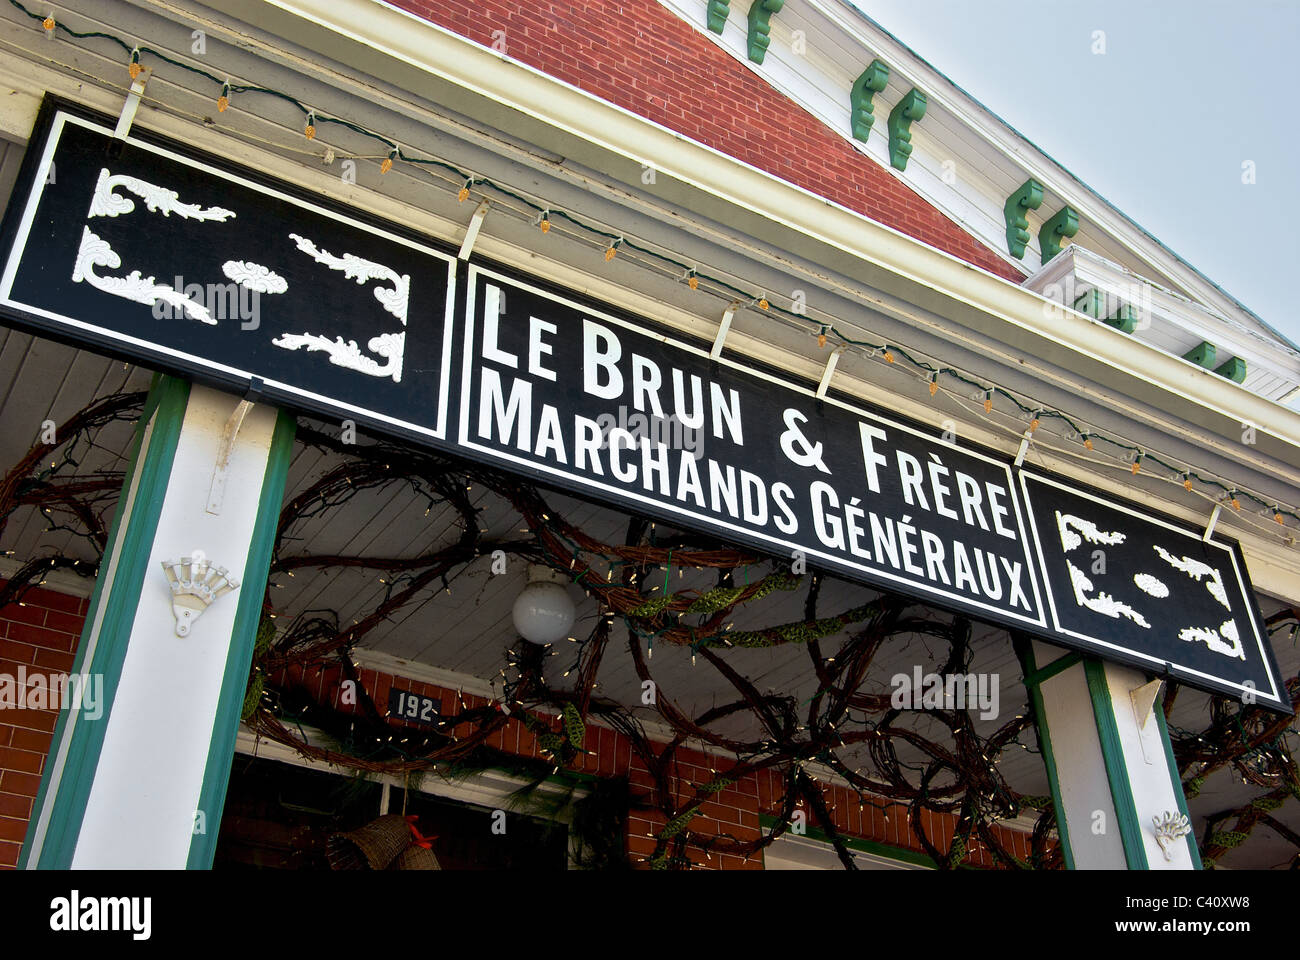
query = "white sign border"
(0, 109, 459, 441)
(1019, 468, 1284, 707)
(459, 263, 1048, 630)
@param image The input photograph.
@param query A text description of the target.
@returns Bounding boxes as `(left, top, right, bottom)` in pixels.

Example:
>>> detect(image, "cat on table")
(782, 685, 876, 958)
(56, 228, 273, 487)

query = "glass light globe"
(512, 577, 576, 645)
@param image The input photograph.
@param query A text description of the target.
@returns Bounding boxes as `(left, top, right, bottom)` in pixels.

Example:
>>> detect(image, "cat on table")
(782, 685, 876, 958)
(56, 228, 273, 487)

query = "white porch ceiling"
(0, 0, 1298, 561)
(0, 0, 1294, 868)
(0, 333, 1295, 866)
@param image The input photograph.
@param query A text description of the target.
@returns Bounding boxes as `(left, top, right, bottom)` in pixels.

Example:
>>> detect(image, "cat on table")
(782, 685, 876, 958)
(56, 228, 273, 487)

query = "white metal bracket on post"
(113, 68, 151, 139)
(457, 199, 491, 260)
(815, 346, 846, 400)
(1202, 502, 1223, 542)
(206, 399, 254, 515)
(1129, 676, 1165, 765)
(1013, 430, 1033, 467)
(710, 301, 740, 359)
(1129, 678, 1163, 731)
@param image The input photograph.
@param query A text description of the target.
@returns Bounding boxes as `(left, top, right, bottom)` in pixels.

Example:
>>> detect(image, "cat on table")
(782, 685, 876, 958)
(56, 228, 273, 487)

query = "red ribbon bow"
(404, 814, 437, 849)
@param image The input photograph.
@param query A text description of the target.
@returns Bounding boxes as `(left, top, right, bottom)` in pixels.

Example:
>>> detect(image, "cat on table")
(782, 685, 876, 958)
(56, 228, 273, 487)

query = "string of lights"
(8, 0, 1300, 531)
(1, 389, 1292, 869)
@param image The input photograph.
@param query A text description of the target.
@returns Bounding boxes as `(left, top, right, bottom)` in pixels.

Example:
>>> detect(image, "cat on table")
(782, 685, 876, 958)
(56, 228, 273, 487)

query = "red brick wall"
(0, 583, 88, 870)
(392, 0, 1024, 282)
(0, 585, 1038, 870)
(278, 660, 1038, 869)
(625, 744, 1035, 869)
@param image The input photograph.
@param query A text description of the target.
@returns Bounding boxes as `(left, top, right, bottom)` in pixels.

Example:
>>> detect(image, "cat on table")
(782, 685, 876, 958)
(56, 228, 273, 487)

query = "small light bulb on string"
(457, 179, 471, 202)
(380, 148, 397, 174)
(1183, 473, 1193, 492)
(128, 47, 142, 80)
(928, 373, 938, 397)
(687, 269, 698, 291)
(1131, 452, 1143, 476)
(604, 238, 621, 262)
(1274, 509, 1285, 526)
(818, 326, 828, 349)
(883, 348, 895, 363)
(304, 112, 316, 140)
(983, 390, 993, 414)
(42, 15, 55, 32)
(1028, 412, 1040, 433)
(1082, 434, 1093, 451)
(217, 82, 230, 113)
(539, 211, 551, 233)
(757, 295, 769, 311)
(1230, 493, 1241, 512)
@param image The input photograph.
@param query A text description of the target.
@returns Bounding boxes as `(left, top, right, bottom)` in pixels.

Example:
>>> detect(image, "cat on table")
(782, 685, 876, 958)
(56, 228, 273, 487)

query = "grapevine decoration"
(0, 392, 1296, 869)
(6, 0, 1298, 530)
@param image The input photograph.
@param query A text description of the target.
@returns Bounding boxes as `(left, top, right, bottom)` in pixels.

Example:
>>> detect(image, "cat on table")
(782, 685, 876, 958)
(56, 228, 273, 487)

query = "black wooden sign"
(1019, 471, 1287, 709)
(0, 98, 1288, 713)
(459, 264, 1047, 633)
(0, 99, 457, 443)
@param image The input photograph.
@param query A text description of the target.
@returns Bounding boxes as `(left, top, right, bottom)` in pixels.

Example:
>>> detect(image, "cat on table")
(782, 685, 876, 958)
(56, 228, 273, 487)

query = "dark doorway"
(213, 755, 569, 870)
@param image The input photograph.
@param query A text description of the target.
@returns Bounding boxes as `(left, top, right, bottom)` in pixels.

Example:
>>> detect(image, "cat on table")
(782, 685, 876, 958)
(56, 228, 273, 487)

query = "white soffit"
(1025, 247, 1300, 403)
(659, 0, 1033, 275)
(658, 0, 1290, 355)
(183, 0, 1300, 473)
(1, 0, 1299, 589)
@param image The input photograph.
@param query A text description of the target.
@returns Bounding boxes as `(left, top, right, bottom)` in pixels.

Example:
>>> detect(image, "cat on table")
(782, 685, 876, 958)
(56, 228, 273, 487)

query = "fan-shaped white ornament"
(161, 556, 240, 637)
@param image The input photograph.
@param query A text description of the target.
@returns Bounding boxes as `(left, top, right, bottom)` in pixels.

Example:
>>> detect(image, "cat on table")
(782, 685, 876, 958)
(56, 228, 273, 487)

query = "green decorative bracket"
(1076, 287, 1138, 333)
(1073, 288, 1103, 319)
(706, 0, 730, 33)
(1214, 356, 1247, 382)
(1074, 289, 1138, 333)
(850, 59, 891, 141)
(1105, 303, 1139, 334)
(1039, 205, 1080, 263)
(747, 0, 784, 64)
(1183, 341, 1217, 369)
(887, 88, 927, 170)
(1004, 179, 1044, 260)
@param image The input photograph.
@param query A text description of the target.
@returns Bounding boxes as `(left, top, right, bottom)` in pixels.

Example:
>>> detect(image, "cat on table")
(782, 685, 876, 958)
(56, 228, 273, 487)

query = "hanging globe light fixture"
(512, 565, 576, 645)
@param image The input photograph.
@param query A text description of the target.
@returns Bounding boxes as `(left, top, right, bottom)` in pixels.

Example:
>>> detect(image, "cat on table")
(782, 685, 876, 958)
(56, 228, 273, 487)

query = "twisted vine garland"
(1, 392, 1295, 870)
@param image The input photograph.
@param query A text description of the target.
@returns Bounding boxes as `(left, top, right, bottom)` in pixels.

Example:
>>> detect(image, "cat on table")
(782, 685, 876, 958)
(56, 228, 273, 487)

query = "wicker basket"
(327, 815, 413, 870)
(390, 844, 442, 870)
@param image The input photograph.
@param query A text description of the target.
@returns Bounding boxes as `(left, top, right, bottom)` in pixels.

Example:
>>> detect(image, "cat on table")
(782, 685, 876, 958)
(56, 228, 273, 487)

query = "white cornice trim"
(197, 0, 1300, 469)
(352, 648, 496, 699)
(0, 39, 1295, 599)
(808, 0, 1290, 348)
(654, 0, 1029, 278)
(0, 556, 94, 597)
(1025, 247, 1300, 391)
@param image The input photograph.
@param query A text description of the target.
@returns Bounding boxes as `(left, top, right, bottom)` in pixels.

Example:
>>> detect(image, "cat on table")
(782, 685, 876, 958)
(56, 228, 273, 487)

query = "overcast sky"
(857, 0, 1299, 347)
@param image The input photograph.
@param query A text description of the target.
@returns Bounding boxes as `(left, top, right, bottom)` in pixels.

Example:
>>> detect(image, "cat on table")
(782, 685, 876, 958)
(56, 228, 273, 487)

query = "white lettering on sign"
(582, 319, 743, 445)
(465, 269, 1044, 628)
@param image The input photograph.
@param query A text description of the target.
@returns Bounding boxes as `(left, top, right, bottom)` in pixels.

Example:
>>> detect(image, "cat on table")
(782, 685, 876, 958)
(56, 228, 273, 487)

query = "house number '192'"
(388, 688, 440, 726)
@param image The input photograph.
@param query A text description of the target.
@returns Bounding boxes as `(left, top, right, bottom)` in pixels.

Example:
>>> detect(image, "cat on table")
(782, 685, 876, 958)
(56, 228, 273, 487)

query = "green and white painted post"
(20, 374, 295, 869)
(1017, 637, 1200, 869)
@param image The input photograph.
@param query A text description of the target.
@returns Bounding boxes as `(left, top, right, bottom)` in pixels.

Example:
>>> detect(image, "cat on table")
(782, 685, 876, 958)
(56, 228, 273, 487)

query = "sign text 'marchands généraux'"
(458, 265, 1045, 631)
(0, 98, 1288, 712)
